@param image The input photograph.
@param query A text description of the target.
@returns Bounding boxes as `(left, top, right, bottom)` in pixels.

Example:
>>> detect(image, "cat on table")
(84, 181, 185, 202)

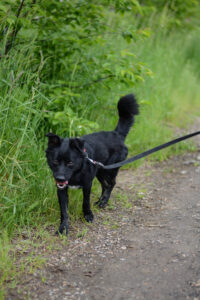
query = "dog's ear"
(45, 133, 61, 147)
(69, 138, 84, 151)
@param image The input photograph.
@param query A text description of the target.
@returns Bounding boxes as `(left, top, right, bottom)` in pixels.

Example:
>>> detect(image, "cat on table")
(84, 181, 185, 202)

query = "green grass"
(96, 21, 200, 161)
(0, 11, 200, 298)
(0, 233, 16, 299)
(127, 29, 200, 161)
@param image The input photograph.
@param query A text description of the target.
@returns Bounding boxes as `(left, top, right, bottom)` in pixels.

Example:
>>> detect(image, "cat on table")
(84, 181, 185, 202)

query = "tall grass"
(127, 29, 200, 160)
(0, 232, 16, 298)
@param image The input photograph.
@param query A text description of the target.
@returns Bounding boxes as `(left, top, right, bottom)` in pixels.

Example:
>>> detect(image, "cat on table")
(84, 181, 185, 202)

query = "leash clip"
(83, 149, 105, 168)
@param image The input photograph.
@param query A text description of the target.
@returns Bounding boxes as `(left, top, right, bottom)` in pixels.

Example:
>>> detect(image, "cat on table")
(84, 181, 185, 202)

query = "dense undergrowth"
(0, 1, 200, 297)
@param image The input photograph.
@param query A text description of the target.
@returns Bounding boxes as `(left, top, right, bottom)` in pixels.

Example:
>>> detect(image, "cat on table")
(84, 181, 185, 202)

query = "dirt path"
(8, 150, 200, 300)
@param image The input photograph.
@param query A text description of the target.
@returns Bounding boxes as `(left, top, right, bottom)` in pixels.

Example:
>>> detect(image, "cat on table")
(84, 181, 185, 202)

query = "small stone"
(184, 159, 196, 165)
(195, 167, 200, 173)
(192, 279, 200, 287)
(180, 170, 187, 175)
(122, 217, 129, 222)
(121, 246, 127, 250)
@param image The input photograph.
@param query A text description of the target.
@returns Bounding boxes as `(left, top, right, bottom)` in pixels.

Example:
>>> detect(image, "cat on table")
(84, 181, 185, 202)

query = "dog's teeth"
(57, 183, 66, 189)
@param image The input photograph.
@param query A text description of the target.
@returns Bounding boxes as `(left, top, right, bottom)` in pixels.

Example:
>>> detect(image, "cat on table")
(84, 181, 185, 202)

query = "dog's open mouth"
(56, 181, 68, 189)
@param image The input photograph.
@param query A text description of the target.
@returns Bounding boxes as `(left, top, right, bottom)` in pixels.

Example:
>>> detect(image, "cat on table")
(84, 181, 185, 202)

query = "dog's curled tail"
(115, 94, 139, 140)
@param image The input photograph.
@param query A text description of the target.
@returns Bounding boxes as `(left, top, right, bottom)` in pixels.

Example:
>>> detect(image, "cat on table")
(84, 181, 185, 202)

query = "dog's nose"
(55, 176, 65, 182)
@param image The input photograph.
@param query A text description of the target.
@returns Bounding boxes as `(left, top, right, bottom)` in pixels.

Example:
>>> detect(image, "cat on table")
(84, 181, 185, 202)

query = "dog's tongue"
(56, 180, 68, 185)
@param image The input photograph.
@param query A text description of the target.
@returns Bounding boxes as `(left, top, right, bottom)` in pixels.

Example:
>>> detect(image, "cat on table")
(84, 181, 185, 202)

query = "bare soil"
(6, 148, 200, 300)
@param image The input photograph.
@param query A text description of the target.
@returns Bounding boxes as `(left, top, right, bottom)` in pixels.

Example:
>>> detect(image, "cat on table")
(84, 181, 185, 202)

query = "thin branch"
(5, 0, 25, 55)
(4, 0, 36, 55)
(80, 75, 115, 88)
(43, 75, 116, 90)
(16, 0, 25, 18)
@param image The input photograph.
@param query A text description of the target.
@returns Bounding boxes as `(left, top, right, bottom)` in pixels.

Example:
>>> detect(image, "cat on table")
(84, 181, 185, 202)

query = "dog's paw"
(84, 212, 94, 223)
(56, 221, 69, 236)
(95, 199, 108, 209)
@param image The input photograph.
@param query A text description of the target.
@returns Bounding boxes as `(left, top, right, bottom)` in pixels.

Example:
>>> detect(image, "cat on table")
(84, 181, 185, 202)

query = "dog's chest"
(68, 185, 82, 189)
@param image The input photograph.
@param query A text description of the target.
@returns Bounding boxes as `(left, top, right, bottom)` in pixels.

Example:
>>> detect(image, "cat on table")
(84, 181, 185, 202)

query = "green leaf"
(0, 4, 7, 12)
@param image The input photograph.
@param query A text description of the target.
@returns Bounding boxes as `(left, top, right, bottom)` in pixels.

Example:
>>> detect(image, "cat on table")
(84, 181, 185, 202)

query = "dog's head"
(45, 133, 85, 189)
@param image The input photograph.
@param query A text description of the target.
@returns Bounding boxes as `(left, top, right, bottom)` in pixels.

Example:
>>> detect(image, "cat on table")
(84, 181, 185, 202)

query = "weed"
(0, 233, 16, 298)
(116, 192, 132, 209)
(76, 227, 88, 238)
(136, 191, 146, 200)
(111, 223, 120, 230)
(102, 217, 111, 226)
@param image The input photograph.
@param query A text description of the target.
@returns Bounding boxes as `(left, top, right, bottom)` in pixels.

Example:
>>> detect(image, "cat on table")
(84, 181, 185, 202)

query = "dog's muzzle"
(56, 180, 68, 189)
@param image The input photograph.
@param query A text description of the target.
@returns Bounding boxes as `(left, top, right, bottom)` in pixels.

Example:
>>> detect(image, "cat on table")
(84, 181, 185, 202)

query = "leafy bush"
(0, 0, 148, 136)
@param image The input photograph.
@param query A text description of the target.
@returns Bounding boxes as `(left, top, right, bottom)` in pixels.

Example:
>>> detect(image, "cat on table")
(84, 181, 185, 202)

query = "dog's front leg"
(83, 183, 94, 223)
(57, 188, 69, 235)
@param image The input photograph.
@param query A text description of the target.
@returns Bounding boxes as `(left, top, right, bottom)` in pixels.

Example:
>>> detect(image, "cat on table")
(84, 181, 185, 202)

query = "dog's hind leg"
(96, 169, 119, 208)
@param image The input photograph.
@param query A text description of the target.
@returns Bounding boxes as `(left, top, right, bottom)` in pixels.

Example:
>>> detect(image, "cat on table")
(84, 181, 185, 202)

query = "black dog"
(45, 94, 139, 235)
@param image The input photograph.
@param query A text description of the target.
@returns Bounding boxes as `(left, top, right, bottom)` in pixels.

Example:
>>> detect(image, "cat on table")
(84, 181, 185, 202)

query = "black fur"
(45, 94, 139, 235)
